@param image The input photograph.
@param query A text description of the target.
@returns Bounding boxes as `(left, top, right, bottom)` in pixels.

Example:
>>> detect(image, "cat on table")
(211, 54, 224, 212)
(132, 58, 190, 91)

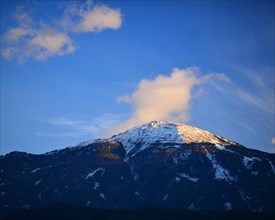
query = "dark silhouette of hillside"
(2, 204, 275, 220)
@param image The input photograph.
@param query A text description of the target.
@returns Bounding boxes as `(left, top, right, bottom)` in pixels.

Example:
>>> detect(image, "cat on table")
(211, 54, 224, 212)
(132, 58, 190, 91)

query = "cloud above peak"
(1, 1, 122, 62)
(107, 67, 230, 136)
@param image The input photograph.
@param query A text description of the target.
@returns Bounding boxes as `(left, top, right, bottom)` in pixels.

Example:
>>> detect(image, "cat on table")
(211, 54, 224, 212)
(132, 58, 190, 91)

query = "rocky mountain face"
(1, 121, 275, 217)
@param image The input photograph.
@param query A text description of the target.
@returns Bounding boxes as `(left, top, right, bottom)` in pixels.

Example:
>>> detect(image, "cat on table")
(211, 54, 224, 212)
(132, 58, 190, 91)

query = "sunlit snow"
(111, 121, 236, 158)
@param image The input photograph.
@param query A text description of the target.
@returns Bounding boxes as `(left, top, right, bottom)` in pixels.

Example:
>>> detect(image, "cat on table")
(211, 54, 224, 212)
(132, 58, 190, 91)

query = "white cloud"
(1, 1, 122, 62)
(107, 67, 230, 135)
(1, 47, 17, 59)
(2, 27, 33, 42)
(272, 137, 275, 145)
(74, 5, 122, 32)
(29, 28, 76, 60)
(1, 27, 76, 61)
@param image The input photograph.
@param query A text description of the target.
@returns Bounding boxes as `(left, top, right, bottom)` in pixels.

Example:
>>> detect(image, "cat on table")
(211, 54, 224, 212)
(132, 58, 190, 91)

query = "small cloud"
(117, 95, 131, 103)
(1, 1, 123, 62)
(272, 137, 275, 145)
(73, 5, 122, 33)
(106, 67, 231, 136)
(30, 28, 76, 60)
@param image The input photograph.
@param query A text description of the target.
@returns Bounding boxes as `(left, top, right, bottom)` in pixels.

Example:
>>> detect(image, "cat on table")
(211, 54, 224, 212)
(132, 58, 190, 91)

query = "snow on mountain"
(177, 173, 199, 182)
(111, 121, 236, 157)
(1, 120, 275, 216)
(203, 146, 235, 183)
(85, 168, 105, 180)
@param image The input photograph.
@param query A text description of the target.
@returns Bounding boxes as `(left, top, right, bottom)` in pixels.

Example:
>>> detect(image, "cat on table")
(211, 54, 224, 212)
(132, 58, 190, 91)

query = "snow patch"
(135, 191, 143, 200)
(86, 201, 91, 207)
(187, 203, 199, 210)
(178, 173, 199, 182)
(99, 193, 106, 199)
(237, 186, 254, 211)
(1, 192, 6, 195)
(85, 168, 105, 180)
(224, 202, 232, 210)
(257, 206, 263, 212)
(243, 157, 253, 168)
(243, 156, 261, 169)
(215, 145, 226, 150)
(204, 148, 234, 183)
(267, 160, 275, 174)
(34, 179, 41, 185)
(175, 177, 180, 182)
(162, 194, 169, 201)
(93, 182, 99, 190)
(129, 165, 139, 181)
(215, 145, 235, 153)
(173, 150, 191, 164)
(31, 168, 41, 173)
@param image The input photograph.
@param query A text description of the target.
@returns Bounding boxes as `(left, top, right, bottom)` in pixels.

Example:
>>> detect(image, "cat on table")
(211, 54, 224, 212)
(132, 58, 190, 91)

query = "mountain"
(1, 121, 275, 217)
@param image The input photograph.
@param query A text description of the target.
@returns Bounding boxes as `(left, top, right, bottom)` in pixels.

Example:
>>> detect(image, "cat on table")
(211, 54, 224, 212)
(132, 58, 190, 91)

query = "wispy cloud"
(201, 72, 231, 83)
(237, 89, 274, 114)
(35, 131, 84, 138)
(117, 95, 131, 103)
(36, 113, 126, 138)
(1, 1, 122, 62)
(230, 65, 274, 114)
(107, 67, 230, 135)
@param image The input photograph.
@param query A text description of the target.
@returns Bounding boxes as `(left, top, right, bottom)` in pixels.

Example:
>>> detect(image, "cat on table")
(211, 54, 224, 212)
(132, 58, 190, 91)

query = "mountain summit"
(111, 121, 236, 158)
(1, 121, 275, 217)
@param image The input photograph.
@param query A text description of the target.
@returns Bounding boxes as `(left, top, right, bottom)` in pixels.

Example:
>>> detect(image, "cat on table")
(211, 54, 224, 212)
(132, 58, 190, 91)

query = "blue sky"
(1, 0, 274, 154)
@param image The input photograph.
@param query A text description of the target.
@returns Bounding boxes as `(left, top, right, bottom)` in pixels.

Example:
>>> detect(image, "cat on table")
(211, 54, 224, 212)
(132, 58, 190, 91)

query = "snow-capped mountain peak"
(1, 120, 275, 216)
(110, 121, 236, 157)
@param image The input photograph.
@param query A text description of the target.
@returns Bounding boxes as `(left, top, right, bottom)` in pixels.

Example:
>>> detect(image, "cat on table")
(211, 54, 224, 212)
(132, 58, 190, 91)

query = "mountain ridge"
(2, 121, 268, 157)
(1, 121, 275, 217)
